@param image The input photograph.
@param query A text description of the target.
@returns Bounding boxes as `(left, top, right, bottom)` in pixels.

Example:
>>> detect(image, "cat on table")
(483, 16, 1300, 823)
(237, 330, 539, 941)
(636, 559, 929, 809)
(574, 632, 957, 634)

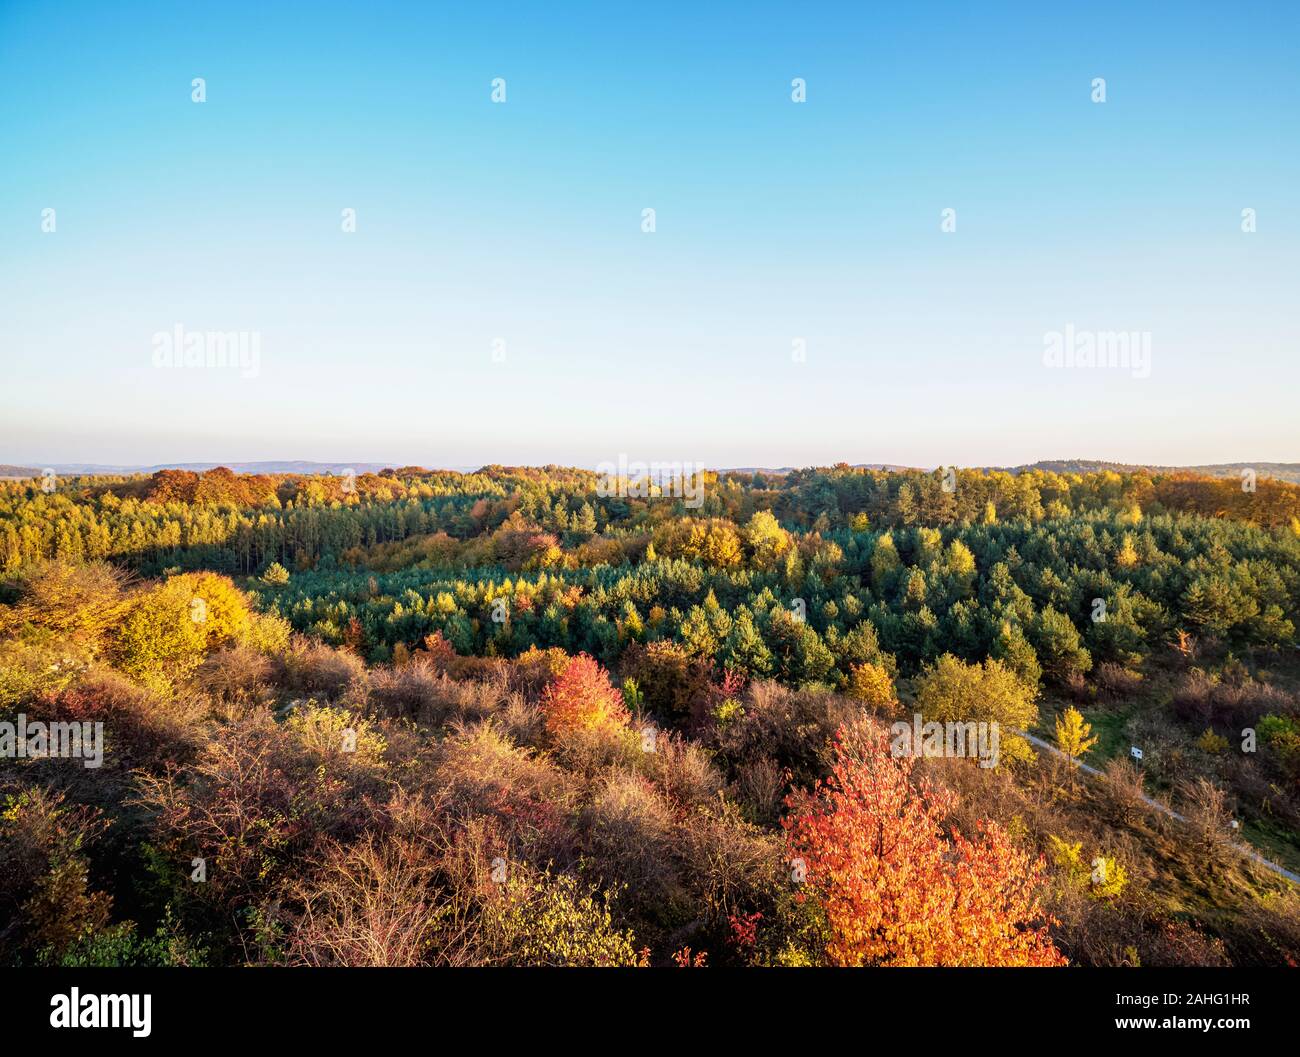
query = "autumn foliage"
(540, 653, 629, 737)
(784, 721, 1065, 967)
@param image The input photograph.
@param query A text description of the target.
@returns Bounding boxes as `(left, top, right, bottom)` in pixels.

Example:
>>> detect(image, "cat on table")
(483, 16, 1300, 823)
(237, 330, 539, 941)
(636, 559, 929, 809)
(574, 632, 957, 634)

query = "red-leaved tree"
(541, 653, 629, 737)
(784, 721, 1065, 967)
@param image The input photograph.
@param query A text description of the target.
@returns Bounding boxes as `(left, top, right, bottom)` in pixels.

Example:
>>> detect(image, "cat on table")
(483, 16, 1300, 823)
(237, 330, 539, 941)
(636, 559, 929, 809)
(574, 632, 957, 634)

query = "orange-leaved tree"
(541, 653, 630, 736)
(784, 720, 1064, 967)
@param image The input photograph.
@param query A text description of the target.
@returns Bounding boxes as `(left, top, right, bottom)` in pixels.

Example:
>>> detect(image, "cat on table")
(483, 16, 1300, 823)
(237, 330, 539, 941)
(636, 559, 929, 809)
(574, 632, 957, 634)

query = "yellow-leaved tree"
(1054, 705, 1099, 767)
(914, 654, 1039, 765)
(847, 662, 898, 714)
(111, 572, 253, 690)
(742, 510, 792, 570)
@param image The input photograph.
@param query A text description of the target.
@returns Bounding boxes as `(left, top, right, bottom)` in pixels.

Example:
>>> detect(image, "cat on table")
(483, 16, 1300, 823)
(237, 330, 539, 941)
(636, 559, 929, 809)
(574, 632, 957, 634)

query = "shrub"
(366, 655, 447, 721)
(736, 757, 784, 825)
(1196, 728, 1229, 755)
(1257, 714, 1300, 778)
(620, 640, 714, 721)
(260, 562, 291, 586)
(111, 573, 252, 690)
(540, 654, 629, 737)
(638, 730, 724, 809)
(0, 561, 129, 647)
(245, 612, 292, 655)
(1048, 835, 1128, 900)
(679, 801, 784, 932)
(195, 645, 275, 712)
(132, 708, 387, 939)
(0, 636, 91, 710)
(580, 771, 684, 924)
(481, 868, 645, 967)
(42, 666, 207, 770)
(280, 638, 367, 699)
(1100, 757, 1148, 825)
(509, 645, 570, 700)
(284, 704, 387, 770)
(430, 721, 576, 863)
(0, 787, 112, 961)
(284, 834, 437, 967)
(783, 719, 1064, 967)
(846, 662, 898, 714)
(914, 654, 1039, 765)
(1173, 670, 1295, 730)
(1093, 661, 1142, 698)
(711, 679, 859, 784)
(44, 919, 206, 967)
(1179, 776, 1235, 859)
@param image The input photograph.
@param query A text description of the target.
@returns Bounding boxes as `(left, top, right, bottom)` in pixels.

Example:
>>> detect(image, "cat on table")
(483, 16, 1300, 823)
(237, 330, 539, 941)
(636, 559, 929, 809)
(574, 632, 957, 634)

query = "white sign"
(1130, 746, 1143, 761)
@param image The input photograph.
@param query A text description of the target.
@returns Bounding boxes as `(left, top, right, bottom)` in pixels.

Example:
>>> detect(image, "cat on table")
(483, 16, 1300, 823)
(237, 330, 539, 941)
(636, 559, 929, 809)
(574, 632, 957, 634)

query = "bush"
(1179, 776, 1236, 860)
(0, 561, 129, 647)
(368, 657, 501, 727)
(1048, 835, 1128, 900)
(430, 721, 577, 863)
(541, 654, 629, 737)
(784, 720, 1063, 966)
(914, 654, 1039, 765)
(679, 801, 784, 934)
(0, 636, 92, 709)
(710, 680, 859, 784)
(580, 771, 684, 925)
(1093, 661, 1142, 698)
(284, 834, 438, 967)
(480, 868, 646, 967)
(132, 707, 388, 944)
(1100, 757, 1148, 825)
(736, 757, 784, 825)
(1196, 728, 1229, 754)
(620, 640, 714, 722)
(195, 645, 275, 712)
(42, 666, 207, 771)
(279, 638, 367, 699)
(846, 662, 898, 714)
(638, 730, 724, 809)
(111, 573, 253, 690)
(1173, 670, 1295, 730)
(44, 919, 206, 967)
(0, 787, 112, 962)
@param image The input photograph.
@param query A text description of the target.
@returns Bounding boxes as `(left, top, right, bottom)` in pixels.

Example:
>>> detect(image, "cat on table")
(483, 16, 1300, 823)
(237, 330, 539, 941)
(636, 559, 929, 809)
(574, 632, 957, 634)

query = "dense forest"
(2, 463, 1299, 966)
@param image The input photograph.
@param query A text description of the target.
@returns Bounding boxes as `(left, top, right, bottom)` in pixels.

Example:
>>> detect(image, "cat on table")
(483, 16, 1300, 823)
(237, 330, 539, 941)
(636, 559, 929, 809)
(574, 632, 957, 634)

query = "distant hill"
(721, 463, 918, 475)
(6, 458, 1298, 483)
(1011, 460, 1300, 485)
(720, 460, 1300, 484)
(37, 461, 420, 476)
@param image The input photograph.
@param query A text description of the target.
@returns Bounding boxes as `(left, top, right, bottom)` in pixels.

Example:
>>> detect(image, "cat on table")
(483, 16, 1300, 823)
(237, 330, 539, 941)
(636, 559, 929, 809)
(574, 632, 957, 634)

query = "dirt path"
(1016, 729, 1300, 886)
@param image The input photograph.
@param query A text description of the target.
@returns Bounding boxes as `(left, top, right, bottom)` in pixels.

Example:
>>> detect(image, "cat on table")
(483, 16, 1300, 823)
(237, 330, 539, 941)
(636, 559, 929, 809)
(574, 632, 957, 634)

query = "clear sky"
(2, 0, 1297, 470)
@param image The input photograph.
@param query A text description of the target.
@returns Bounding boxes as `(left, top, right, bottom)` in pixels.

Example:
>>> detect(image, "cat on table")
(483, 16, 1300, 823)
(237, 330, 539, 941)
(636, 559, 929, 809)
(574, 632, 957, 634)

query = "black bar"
(5, 967, 1292, 1045)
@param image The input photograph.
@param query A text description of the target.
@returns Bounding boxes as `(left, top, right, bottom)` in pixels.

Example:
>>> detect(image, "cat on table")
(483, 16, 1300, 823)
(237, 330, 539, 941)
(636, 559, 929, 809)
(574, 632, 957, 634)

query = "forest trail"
(1017, 729, 1300, 886)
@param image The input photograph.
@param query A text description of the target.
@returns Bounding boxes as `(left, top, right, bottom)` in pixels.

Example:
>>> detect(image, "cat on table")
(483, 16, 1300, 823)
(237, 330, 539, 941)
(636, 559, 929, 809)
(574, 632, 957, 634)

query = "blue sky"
(2, 0, 1297, 469)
